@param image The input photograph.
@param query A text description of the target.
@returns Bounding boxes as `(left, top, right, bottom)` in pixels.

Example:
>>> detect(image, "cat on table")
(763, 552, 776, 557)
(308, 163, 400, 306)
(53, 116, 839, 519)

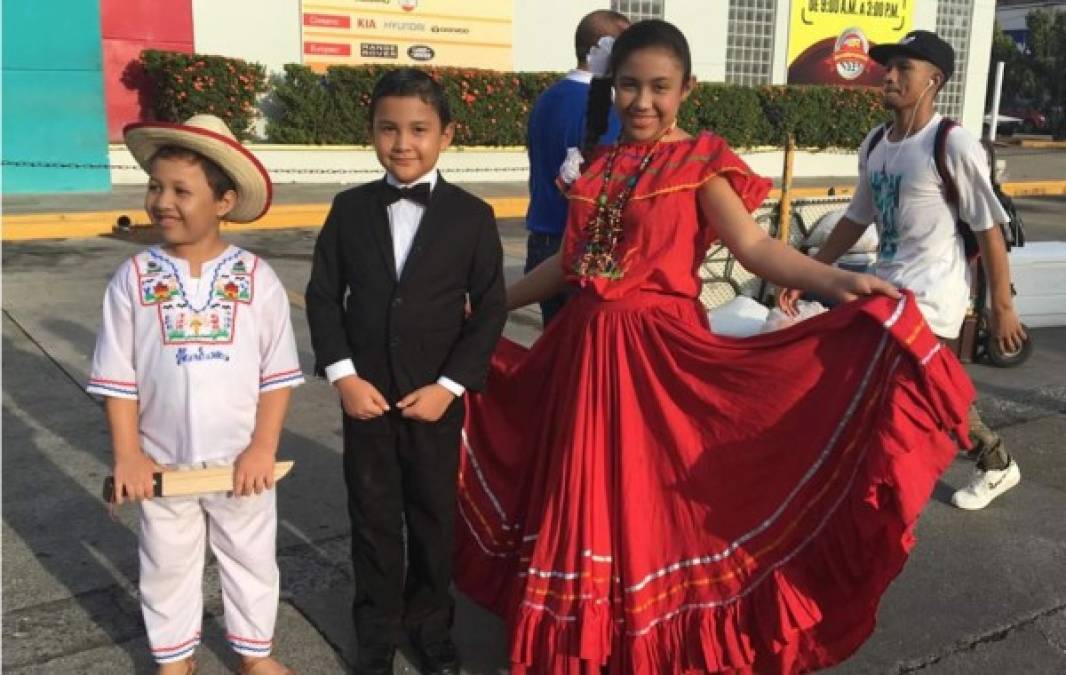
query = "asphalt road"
(2, 199, 1064, 674)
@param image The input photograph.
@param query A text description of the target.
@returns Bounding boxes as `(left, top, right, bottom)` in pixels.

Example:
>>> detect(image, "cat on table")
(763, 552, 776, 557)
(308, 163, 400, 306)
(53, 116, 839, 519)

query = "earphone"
(885, 78, 937, 173)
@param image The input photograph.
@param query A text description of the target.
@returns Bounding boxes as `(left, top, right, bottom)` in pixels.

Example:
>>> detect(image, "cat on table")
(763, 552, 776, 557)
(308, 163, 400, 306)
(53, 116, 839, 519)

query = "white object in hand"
(559, 147, 585, 185)
(587, 36, 615, 78)
(707, 296, 770, 338)
(761, 300, 828, 333)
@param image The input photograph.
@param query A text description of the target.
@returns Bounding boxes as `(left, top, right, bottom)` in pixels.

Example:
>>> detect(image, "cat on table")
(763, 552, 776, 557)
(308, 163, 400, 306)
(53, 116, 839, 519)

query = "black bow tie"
(383, 182, 432, 206)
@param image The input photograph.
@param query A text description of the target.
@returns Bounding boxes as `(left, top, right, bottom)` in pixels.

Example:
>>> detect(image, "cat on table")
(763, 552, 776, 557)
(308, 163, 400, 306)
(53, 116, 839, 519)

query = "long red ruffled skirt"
(456, 290, 973, 674)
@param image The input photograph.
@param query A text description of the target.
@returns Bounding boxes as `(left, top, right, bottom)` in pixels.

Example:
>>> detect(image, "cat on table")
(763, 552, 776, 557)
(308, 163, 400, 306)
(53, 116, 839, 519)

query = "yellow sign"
(301, 0, 512, 71)
(787, 0, 914, 86)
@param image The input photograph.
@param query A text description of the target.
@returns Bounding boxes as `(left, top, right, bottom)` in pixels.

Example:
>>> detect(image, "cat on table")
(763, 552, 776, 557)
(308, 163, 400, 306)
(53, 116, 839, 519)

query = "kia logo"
(408, 45, 435, 61)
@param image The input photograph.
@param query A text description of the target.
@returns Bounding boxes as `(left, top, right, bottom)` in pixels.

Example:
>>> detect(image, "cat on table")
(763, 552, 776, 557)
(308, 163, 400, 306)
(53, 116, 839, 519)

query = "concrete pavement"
(3, 200, 1065, 673)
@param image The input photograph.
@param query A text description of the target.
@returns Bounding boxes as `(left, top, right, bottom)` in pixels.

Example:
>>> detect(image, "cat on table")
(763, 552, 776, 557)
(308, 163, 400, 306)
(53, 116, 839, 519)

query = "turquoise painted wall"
(2, 0, 110, 193)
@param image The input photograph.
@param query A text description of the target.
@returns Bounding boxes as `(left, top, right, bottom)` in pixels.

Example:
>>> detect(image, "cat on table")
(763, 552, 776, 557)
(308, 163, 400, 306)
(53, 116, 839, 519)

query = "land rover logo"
(408, 45, 434, 61)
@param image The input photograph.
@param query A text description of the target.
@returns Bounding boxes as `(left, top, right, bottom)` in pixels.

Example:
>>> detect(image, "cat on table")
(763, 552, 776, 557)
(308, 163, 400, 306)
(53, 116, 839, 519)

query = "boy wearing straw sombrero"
(87, 114, 303, 675)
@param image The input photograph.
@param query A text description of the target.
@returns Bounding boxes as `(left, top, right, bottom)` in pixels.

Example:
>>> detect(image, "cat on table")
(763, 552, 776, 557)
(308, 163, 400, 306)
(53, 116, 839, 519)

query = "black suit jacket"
(305, 176, 507, 433)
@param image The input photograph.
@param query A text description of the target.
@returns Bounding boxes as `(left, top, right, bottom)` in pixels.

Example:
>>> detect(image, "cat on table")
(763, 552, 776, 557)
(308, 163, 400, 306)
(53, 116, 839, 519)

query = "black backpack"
(866, 118, 1025, 260)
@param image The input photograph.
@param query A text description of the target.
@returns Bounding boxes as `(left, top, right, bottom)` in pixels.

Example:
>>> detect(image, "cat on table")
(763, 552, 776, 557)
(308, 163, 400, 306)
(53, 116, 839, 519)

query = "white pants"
(138, 489, 279, 663)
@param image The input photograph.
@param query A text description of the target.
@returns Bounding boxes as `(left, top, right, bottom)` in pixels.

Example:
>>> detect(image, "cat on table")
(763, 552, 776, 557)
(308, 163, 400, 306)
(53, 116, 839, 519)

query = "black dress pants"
(343, 413, 462, 648)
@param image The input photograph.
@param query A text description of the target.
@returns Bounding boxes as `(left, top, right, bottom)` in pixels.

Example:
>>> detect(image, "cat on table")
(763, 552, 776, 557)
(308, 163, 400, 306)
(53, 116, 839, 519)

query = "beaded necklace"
(572, 134, 667, 279)
(150, 247, 242, 313)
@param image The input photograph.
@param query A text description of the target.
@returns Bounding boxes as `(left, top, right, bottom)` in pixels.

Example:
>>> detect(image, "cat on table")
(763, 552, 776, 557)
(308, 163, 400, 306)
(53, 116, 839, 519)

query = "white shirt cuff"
(325, 359, 357, 384)
(437, 376, 466, 397)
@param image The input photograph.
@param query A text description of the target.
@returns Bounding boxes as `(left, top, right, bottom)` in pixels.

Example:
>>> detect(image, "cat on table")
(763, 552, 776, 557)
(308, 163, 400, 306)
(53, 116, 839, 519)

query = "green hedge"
(266, 65, 884, 149)
(754, 85, 886, 149)
(678, 83, 772, 149)
(139, 53, 887, 149)
(266, 65, 558, 146)
(139, 50, 268, 140)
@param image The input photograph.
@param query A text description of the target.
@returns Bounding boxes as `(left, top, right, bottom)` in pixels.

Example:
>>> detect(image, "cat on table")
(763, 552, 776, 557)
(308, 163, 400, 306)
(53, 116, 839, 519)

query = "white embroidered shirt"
(87, 245, 304, 464)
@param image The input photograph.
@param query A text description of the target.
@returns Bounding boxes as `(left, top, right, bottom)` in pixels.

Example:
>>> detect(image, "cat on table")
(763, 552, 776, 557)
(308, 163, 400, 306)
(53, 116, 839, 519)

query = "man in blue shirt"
(525, 9, 629, 326)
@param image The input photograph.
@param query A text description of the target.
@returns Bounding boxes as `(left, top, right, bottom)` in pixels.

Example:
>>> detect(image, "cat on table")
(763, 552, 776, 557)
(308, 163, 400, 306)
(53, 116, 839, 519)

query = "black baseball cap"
(869, 30, 955, 82)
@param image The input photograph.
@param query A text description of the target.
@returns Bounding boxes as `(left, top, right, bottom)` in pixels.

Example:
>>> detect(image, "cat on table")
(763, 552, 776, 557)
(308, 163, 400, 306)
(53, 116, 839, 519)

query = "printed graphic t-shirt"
(844, 114, 1009, 338)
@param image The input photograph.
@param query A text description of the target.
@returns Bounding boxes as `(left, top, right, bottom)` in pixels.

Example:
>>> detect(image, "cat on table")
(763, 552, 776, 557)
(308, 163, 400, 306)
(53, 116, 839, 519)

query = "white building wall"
(192, 0, 301, 74)
(512, 0, 599, 73)
(662, 2, 729, 82)
(914, 0, 941, 31)
(770, 0, 790, 84)
(511, 1, 728, 81)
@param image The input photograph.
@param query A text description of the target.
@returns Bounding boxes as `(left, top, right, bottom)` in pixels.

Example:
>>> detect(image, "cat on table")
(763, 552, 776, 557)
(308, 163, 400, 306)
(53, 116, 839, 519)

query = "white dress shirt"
(325, 169, 465, 397)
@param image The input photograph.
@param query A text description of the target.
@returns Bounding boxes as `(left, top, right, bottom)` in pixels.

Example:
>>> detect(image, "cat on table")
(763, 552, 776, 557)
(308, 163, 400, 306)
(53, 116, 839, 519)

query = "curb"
(1000, 180, 1066, 198)
(3, 182, 1064, 241)
(1005, 139, 1066, 149)
(1, 197, 530, 241)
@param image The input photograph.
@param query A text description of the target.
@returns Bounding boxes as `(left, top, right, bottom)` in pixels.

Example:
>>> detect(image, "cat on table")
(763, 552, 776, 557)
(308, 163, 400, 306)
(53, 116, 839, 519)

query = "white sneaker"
(951, 460, 1021, 510)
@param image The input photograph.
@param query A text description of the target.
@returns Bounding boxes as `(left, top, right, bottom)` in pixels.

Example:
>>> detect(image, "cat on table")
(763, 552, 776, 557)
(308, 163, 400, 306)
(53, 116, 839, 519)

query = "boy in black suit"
(305, 69, 506, 675)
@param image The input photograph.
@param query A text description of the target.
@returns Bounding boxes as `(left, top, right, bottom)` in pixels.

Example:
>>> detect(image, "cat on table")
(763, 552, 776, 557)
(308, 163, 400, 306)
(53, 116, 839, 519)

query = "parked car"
(983, 113, 1024, 136)
(1002, 107, 1048, 132)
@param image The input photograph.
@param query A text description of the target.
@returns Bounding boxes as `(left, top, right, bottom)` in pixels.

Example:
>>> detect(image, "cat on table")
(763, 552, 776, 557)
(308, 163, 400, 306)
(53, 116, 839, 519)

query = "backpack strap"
(933, 118, 960, 207)
(932, 118, 981, 259)
(866, 124, 888, 164)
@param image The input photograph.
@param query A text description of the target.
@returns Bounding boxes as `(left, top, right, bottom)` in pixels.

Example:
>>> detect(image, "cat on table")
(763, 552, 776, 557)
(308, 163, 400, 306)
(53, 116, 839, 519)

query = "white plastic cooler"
(1007, 241, 1066, 328)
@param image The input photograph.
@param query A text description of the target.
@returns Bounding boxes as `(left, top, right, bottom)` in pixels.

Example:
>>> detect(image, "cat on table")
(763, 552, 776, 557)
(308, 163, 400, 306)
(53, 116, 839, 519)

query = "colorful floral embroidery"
(143, 278, 180, 304)
(159, 303, 235, 342)
(133, 248, 256, 346)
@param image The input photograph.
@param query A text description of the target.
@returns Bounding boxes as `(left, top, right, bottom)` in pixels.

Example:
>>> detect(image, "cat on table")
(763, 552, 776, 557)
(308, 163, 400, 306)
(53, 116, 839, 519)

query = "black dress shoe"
(353, 643, 395, 675)
(412, 636, 460, 675)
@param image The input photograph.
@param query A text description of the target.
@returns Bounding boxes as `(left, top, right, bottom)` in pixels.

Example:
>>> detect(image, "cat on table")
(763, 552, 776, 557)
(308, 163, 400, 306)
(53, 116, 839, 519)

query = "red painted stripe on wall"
(100, 0, 194, 141)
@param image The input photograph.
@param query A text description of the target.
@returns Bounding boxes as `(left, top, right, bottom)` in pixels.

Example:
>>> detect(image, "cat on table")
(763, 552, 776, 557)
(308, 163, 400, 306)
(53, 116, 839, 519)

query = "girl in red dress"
(455, 20, 973, 674)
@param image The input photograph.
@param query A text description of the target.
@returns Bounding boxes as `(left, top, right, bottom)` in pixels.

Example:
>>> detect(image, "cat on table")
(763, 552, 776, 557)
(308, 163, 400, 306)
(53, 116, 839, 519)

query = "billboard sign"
(301, 0, 512, 70)
(788, 0, 914, 86)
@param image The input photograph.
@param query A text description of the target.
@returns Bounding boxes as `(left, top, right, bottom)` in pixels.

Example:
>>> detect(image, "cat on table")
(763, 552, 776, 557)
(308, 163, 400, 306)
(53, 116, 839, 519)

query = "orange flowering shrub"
(140, 50, 268, 140)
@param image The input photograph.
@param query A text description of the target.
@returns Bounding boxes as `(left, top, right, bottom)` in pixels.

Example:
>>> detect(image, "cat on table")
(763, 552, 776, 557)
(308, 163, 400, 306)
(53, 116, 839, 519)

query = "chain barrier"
(3, 148, 862, 173)
(1, 159, 528, 174)
(3, 160, 139, 171)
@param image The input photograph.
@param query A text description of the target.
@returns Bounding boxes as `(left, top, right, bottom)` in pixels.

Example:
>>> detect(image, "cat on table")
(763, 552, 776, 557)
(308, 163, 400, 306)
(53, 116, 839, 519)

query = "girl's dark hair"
(149, 145, 236, 199)
(582, 19, 693, 157)
(369, 67, 452, 126)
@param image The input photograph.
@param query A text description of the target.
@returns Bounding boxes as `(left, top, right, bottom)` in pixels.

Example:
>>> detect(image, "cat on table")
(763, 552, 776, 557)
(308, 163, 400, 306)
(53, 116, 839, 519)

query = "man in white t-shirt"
(779, 31, 1027, 510)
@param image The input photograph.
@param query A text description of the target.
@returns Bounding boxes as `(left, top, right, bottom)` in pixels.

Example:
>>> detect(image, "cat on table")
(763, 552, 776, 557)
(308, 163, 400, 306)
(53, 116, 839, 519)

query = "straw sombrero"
(123, 114, 272, 223)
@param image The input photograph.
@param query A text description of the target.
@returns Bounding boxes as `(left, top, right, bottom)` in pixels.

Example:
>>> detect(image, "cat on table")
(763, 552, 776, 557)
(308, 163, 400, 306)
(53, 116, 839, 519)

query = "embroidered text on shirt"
(176, 346, 232, 365)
